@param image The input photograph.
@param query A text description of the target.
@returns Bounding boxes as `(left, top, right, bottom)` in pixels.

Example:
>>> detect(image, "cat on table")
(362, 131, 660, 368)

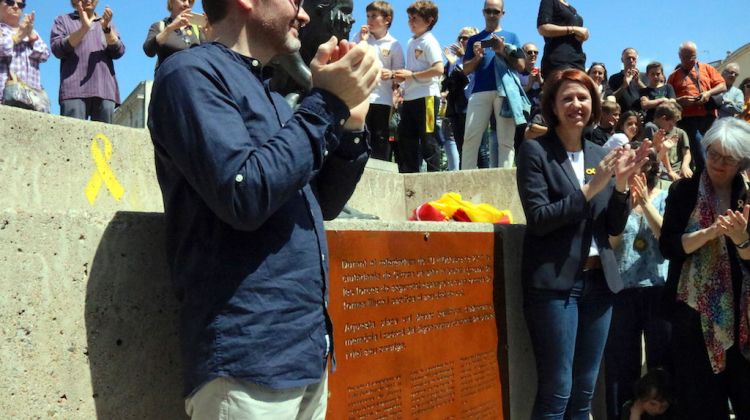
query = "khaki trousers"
(186, 369, 328, 420)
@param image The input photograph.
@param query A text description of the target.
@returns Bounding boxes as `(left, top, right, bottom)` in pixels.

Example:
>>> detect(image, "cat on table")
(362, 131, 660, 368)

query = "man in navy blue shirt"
(461, 0, 521, 169)
(147, 0, 380, 418)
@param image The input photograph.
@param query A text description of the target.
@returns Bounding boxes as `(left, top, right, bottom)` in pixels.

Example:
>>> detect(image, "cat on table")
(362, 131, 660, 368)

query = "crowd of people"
(356, 2, 750, 176)
(0, 0, 748, 138)
(0, 0, 206, 122)
(351, 1, 750, 419)
(3, 0, 750, 419)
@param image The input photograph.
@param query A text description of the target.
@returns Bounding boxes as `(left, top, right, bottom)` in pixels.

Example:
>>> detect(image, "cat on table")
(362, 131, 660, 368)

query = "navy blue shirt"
(148, 42, 369, 396)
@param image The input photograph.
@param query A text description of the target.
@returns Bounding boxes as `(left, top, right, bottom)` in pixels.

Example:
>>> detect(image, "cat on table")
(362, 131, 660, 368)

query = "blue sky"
(24, 1, 748, 115)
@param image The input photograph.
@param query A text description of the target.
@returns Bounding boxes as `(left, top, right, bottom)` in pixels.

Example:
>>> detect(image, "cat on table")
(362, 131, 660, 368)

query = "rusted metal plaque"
(326, 230, 504, 420)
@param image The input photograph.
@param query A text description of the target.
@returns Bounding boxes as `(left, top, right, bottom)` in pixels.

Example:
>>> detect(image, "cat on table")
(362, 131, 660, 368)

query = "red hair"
(541, 68, 601, 128)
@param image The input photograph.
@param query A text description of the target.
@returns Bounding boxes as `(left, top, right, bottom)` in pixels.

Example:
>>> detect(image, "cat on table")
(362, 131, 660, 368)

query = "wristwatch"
(735, 238, 750, 249)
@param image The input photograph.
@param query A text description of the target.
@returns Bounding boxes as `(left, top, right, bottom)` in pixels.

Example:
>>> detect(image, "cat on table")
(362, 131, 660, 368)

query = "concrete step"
(0, 106, 163, 213)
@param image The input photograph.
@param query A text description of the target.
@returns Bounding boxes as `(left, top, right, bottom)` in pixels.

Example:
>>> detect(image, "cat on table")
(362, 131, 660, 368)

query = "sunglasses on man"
(483, 8, 503, 16)
(3, 0, 26, 9)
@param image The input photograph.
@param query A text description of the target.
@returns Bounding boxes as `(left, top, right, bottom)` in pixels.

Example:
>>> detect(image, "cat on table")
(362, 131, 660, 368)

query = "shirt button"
(324, 150, 329, 157)
(251, 59, 259, 67)
(353, 137, 360, 144)
(339, 119, 345, 126)
(235, 174, 244, 183)
(321, 254, 326, 261)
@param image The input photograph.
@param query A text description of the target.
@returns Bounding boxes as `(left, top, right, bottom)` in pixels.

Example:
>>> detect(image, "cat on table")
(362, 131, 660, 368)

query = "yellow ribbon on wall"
(84, 133, 125, 205)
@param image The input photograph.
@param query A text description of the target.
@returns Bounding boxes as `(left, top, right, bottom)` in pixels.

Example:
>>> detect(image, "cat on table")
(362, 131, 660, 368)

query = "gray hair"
(724, 62, 740, 73)
(679, 41, 697, 53)
(702, 118, 750, 166)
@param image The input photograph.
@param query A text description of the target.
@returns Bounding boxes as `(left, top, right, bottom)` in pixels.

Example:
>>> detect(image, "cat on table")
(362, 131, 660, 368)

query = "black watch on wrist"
(735, 238, 750, 249)
(102, 27, 112, 34)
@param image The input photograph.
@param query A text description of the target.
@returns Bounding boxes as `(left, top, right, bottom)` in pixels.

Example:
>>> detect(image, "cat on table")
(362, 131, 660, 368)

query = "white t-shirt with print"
(402, 31, 442, 101)
(353, 31, 404, 106)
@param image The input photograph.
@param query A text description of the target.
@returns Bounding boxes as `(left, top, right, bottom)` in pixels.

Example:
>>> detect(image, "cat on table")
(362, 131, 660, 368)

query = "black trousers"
(396, 96, 441, 173)
(604, 286, 672, 420)
(365, 103, 392, 162)
(677, 115, 715, 173)
(670, 302, 750, 420)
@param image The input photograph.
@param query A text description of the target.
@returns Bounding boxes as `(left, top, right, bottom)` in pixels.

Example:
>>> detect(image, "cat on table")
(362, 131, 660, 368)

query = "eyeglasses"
(524, 50, 538, 56)
(483, 8, 503, 16)
(707, 148, 740, 167)
(3, 0, 25, 9)
(458, 36, 469, 42)
(724, 71, 739, 77)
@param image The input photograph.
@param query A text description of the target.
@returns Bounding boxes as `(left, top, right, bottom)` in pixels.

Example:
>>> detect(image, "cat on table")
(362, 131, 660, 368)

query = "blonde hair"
(458, 26, 479, 38)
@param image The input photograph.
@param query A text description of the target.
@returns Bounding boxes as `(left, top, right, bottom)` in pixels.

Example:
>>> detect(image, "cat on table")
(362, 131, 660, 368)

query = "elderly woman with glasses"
(0, 0, 50, 111)
(143, 0, 205, 70)
(536, 0, 589, 80)
(660, 117, 750, 419)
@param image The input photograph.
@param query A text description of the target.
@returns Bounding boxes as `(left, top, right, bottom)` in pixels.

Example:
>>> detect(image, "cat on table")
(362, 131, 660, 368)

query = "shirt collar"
(210, 42, 265, 77)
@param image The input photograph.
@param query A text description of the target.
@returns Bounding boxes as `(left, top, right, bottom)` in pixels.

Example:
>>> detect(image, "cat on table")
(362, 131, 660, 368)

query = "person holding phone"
(460, 0, 521, 169)
(143, 0, 206, 70)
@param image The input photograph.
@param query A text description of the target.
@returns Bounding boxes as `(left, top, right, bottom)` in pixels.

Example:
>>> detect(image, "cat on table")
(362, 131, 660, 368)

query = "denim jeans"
(441, 118, 460, 171)
(524, 269, 614, 420)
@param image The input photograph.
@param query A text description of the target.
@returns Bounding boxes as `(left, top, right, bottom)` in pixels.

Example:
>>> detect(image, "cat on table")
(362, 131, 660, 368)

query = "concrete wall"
(0, 106, 163, 213)
(1, 210, 183, 418)
(0, 106, 538, 418)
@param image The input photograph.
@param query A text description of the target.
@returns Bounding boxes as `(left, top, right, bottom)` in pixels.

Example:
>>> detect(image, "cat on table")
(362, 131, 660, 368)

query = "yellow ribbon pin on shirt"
(586, 168, 596, 175)
(85, 133, 125, 205)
